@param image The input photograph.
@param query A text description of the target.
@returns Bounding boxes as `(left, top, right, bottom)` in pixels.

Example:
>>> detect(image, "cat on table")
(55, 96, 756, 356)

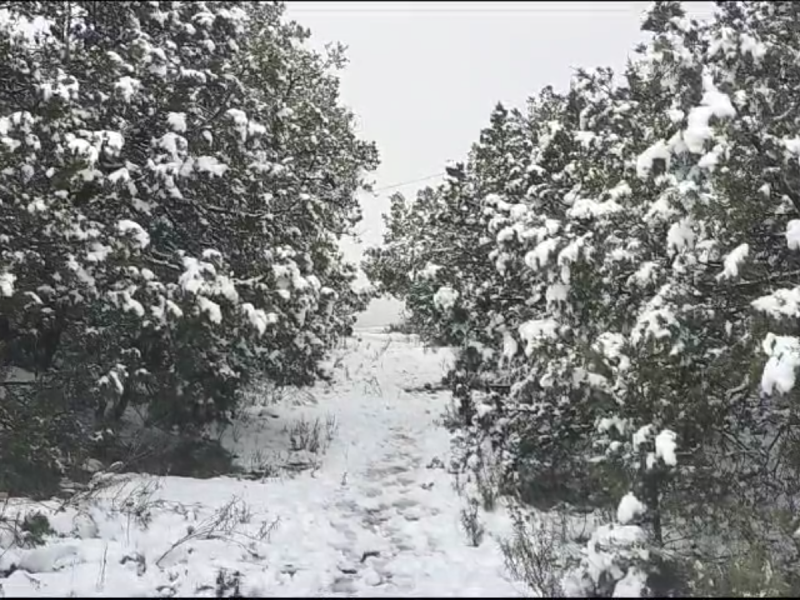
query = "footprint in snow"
(391, 496, 418, 510)
(362, 486, 383, 498)
(394, 474, 416, 486)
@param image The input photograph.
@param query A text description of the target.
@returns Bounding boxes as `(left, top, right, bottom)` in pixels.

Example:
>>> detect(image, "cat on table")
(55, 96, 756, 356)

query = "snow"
(612, 568, 647, 598)
(636, 140, 671, 179)
(179, 256, 239, 303)
(545, 282, 569, 307)
(114, 77, 141, 102)
(502, 332, 519, 359)
(630, 286, 677, 346)
(417, 263, 442, 280)
(167, 112, 188, 133)
(433, 286, 458, 311)
(0, 9, 51, 43)
(740, 33, 767, 60)
(598, 416, 628, 436)
(655, 429, 678, 467)
(158, 132, 182, 158)
(197, 296, 223, 324)
(616, 493, 645, 525)
(524, 238, 559, 271)
(518, 318, 559, 356)
(0, 271, 15, 297)
(195, 156, 229, 177)
(242, 303, 278, 335)
(594, 333, 630, 372)
(86, 242, 112, 263)
(608, 181, 632, 200)
(116, 220, 151, 249)
(38, 77, 79, 103)
(0, 333, 526, 597)
(682, 72, 736, 154)
(667, 108, 685, 124)
(567, 523, 648, 598)
(717, 243, 749, 279)
(786, 220, 800, 251)
(557, 237, 588, 269)
(567, 198, 624, 220)
(108, 167, 130, 183)
(761, 333, 800, 395)
(226, 108, 249, 141)
(631, 425, 652, 450)
(118, 289, 145, 318)
(497, 226, 516, 244)
(666, 217, 695, 254)
(752, 287, 800, 319)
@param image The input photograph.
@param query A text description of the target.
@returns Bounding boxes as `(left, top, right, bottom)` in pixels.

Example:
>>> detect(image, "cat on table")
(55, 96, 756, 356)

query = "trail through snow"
(0, 332, 526, 597)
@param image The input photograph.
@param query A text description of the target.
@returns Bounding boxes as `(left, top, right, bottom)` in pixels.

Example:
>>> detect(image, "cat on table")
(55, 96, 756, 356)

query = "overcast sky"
(283, 1, 714, 328)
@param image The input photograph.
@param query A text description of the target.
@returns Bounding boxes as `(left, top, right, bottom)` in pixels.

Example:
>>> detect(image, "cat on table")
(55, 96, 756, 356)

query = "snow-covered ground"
(0, 331, 527, 597)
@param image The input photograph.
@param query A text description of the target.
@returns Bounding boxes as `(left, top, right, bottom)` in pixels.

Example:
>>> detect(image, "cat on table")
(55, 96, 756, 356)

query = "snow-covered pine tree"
(365, 0, 800, 594)
(631, 1, 800, 593)
(0, 1, 377, 493)
(369, 64, 671, 593)
(364, 188, 455, 345)
(545, 1, 800, 594)
(364, 103, 535, 430)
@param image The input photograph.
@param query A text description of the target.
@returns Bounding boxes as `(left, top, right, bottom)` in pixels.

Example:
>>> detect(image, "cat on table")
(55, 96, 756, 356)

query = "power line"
(289, 10, 641, 16)
(289, 7, 639, 14)
(369, 172, 445, 194)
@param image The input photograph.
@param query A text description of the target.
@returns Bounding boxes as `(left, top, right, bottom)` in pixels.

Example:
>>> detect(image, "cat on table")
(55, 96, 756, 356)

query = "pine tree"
(366, 1, 800, 594)
(0, 1, 377, 494)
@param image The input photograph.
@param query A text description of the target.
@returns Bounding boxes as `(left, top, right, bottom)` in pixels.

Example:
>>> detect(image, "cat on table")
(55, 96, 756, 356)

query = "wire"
(289, 9, 639, 16)
(369, 172, 445, 194)
(289, 6, 638, 14)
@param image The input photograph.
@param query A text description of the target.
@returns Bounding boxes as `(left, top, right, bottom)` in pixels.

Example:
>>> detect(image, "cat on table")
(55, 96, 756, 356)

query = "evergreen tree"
(368, 1, 800, 594)
(0, 1, 377, 494)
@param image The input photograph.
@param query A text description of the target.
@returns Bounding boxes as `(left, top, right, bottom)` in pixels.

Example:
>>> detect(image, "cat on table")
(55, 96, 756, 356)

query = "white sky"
(283, 1, 714, 328)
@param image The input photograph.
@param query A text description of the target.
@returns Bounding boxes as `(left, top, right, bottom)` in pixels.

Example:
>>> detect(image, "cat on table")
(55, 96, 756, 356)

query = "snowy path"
(312, 333, 518, 596)
(1, 332, 525, 597)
